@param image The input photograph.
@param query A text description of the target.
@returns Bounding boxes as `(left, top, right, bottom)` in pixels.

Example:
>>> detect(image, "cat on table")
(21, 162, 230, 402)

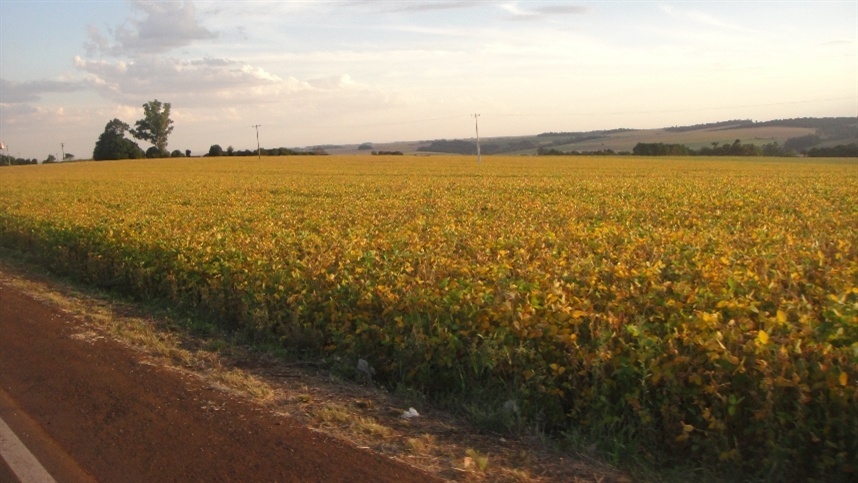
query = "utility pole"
(61, 143, 65, 162)
(252, 124, 262, 160)
(473, 114, 481, 163)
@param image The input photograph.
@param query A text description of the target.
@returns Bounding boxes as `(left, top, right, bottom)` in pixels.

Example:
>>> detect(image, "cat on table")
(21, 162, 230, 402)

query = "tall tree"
(93, 118, 145, 160)
(130, 99, 174, 156)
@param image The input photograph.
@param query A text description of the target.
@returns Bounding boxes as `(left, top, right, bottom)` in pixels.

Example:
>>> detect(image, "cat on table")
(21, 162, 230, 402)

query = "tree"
(146, 146, 163, 158)
(784, 134, 821, 154)
(93, 118, 145, 160)
(171, 149, 185, 157)
(207, 144, 224, 157)
(185, 149, 191, 157)
(63, 153, 75, 161)
(43, 154, 57, 164)
(130, 99, 174, 156)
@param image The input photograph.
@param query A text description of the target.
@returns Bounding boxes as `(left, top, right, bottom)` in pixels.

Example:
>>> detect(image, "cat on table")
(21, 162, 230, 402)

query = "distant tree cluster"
(93, 119, 145, 160)
(742, 117, 856, 133)
(0, 153, 75, 166)
(632, 142, 693, 156)
(417, 138, 538, 155)
(537, 128, 634, 137)
(417, 139, 477, 155)
(695, 139, 784, 156)
(371, 150, 404, 155)
(633, 139, 786, 157)
(0, 154, 38, 166)
(664, 120, 754, 133)
(806, 144, 858, 157)
(93, 100, 176, 161)
(537, 147, 625, 156)
(206, 145, 328, 157)
(783, 135, 822, 153)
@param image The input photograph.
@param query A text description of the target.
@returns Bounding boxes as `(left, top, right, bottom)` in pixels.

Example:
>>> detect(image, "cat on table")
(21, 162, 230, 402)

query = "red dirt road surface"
(0, 282, 440, 482)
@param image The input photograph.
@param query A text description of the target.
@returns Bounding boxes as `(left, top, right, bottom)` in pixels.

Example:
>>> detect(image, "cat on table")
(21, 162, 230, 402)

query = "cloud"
(0, 102, 39, 119)
(87, 0, 216, 56)
(818, 40, 854, 47)
(341, 1, 482, 13)
(71, 53, 399, 117)
(74, 55, 282, 105)
(501, 2, 588, 21)
(0, 78, 89, 104)
(659, 4, 757, 34)
(390, 1, 483, 12)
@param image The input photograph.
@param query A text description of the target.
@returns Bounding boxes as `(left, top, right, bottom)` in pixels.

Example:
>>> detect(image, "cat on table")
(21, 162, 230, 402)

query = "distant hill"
(320, 117, 857, 156)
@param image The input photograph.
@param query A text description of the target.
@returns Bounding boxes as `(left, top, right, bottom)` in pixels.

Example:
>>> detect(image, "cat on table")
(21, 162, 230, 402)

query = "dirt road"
(0, 282, 439, 482)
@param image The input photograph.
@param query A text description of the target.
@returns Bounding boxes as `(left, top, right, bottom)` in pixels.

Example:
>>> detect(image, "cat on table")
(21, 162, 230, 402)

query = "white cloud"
(73, 54, 280, 102)
(87, 0, 216, 56)
(501, 2, 588, 21)
(337, 1, 482, 13)
(659, 3, 758, 34)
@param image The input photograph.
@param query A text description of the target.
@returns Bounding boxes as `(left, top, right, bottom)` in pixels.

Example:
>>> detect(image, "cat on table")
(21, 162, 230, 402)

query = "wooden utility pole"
(473, 114, 481, 163)
(252, 124, 262, 160)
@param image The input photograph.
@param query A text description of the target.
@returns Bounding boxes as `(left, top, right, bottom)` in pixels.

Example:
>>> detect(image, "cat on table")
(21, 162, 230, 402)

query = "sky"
(1, 0, 856, 160)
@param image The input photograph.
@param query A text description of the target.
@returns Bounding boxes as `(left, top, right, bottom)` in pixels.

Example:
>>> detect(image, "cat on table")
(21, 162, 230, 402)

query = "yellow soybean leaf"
(839, 372, 848, 387)
(757, 330, 769, 345)
(776, 310, 787, 324)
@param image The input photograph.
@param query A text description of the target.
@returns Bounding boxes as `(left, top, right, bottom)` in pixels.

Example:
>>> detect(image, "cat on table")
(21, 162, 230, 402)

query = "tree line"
(416, 138, 539, 155)
(537, 147, 624, 156)
(1, 153, 75, 166)
(1, 155, 38, 166)
(631, 139, 857, 157)
(205, 145, 327, 157)
(632, 139, 784, 156)
(92, 99, 327, 161)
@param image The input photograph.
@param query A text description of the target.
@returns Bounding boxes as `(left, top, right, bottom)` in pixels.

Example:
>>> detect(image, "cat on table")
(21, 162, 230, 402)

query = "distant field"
(1, 156, 856, 479)
(551, 125, 818, 152)
(326, 125, 824, 155)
